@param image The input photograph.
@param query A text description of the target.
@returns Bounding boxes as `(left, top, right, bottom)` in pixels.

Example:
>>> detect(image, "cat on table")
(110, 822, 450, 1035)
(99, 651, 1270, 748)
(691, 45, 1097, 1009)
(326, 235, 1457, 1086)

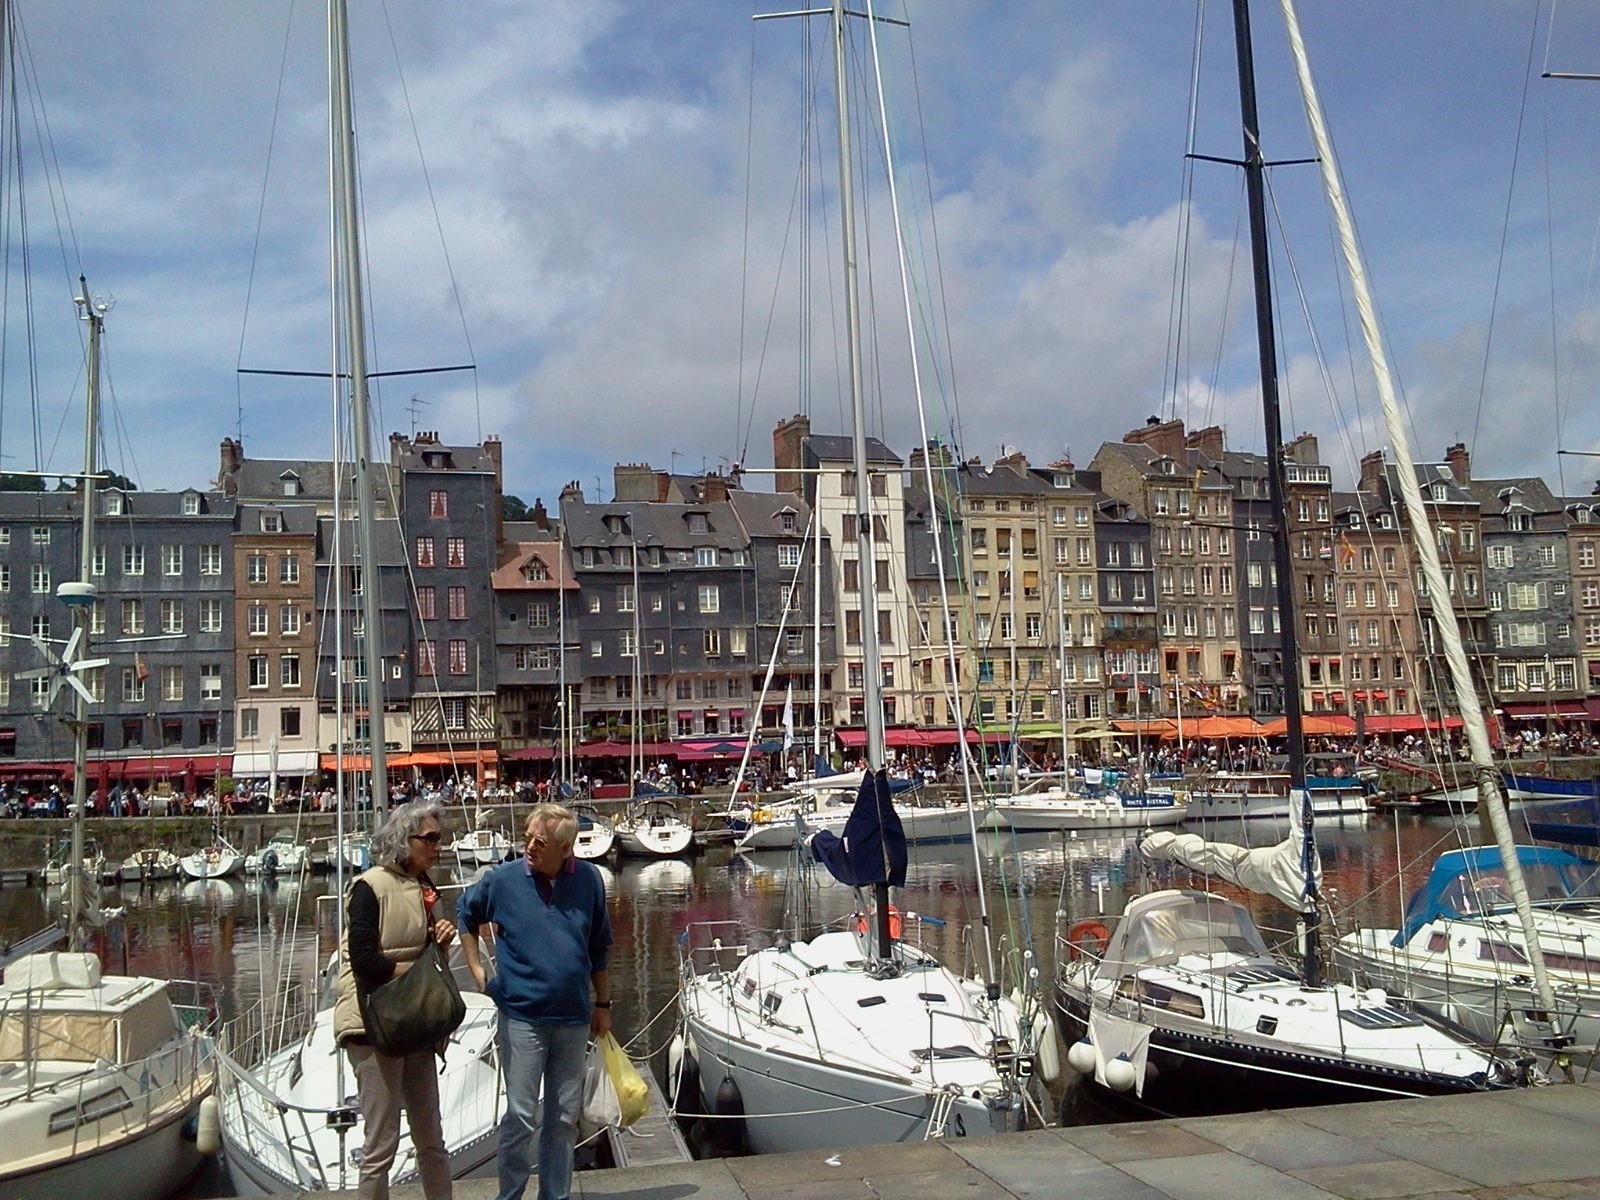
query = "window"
(617, 584, 635, 613)
(703, 629, 721, 656)
(448, 640, 469, 674)
(156, 544, 182, 576)
(30, 564, 50, 594)
(416, 537, 435, 567)
(31, 525, 49, 545)
(695, 546, 717, 568)
(411, 586, 436, 622)
(198, 598, 223, 633)
(160, 599, 183, 635)
(417, 639, 437, 675)
(200, 664, 222, 700)
(442, 698, 468, 731)
(698, 585, 720, 613)
(89, 600, 105, 635)
(280, 707, 302, 737)
(448, 586, 468, 620)
(122, 599, 145, 635)
(730, 627, 749, 656)
(240, 707, 259, 739)
(199, 544, 222, 575)
(247, 553, 268, 584)
(161, 665, 183, 703)
(429, 489, 449, 518)
(247, 604, 268, 636)
(121, 666, 146, 703)
(279, 554, 301, 584)
(183, 493, 201, 516)
(446, 537, 466, 568)
(777, 543, 802, 569)
(619, 630, 636, 658)
(280, 604, 301, 635)
(123, 544, 145, 575)
(526, 601, 550, 627)
(280, 654, 301, 687)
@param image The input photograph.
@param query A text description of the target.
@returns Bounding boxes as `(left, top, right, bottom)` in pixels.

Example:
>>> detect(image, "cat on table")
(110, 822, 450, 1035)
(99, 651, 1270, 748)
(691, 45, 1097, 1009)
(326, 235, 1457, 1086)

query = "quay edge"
(274, 1078, 1600, 1200)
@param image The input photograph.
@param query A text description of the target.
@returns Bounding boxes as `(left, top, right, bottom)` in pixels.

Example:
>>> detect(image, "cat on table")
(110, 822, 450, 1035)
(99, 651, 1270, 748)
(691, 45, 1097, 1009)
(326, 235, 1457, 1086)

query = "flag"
(1338, 535, 1356, 566)
(782, 682, 795, 755)
(135, 655, 150, 683)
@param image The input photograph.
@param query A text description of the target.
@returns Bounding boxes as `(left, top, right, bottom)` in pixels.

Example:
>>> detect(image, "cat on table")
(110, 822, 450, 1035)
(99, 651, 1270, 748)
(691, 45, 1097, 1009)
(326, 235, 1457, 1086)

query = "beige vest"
(333, 866, 431, 1044)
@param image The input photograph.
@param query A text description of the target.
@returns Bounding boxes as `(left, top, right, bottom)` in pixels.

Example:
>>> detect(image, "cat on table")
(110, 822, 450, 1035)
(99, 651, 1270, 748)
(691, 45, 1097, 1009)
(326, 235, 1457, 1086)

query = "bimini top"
(1394, 844, 1600, 945)
(1097, 888, 1271, 980)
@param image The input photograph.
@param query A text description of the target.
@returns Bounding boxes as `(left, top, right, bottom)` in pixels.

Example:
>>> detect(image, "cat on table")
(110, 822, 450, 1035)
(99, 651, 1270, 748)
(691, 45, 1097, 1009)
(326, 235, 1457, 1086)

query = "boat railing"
(214, 1040, 352, 1194)
(218, 982, 319, 1073)
(679, 919, 750, 978)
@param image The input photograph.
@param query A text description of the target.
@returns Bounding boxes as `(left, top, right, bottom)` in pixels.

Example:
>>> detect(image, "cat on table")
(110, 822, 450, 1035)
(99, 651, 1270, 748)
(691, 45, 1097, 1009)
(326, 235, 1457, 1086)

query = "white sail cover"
(1140, 795, 1320, 909)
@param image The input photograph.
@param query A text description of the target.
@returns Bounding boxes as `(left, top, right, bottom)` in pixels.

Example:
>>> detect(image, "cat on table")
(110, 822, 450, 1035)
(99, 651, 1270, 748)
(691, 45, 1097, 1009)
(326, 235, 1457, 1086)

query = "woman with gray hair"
(334, 799, 458, 1200)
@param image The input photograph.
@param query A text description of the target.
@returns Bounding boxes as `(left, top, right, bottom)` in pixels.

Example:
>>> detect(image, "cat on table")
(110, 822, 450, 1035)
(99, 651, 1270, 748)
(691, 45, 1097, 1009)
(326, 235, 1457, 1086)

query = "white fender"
(1034, 1010, 1062, 1084)
(1103, 1053, 1137, 1092)
(1066, 1038, 1097, 1076)
(195, 1095, 221, 1155)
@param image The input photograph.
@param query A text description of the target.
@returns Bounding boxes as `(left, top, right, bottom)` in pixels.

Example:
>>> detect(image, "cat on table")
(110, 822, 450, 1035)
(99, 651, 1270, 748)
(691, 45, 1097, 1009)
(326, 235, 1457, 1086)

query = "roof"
(492, 538, 578, 591)
(803, 432, 901, 467)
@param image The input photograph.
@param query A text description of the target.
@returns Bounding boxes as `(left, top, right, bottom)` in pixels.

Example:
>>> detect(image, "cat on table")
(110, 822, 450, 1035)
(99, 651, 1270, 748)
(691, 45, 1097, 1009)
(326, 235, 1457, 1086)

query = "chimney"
(702, 474, 730, 503)
(389, 431, 407, 465)
(996, 448, 1030, 472)
(612, 463, 659, 503)
(1444, 442, 1471, 484)
(1123, 416, 1186, 460)
(773, 413, 810, 498)
(218, 437, 243, 495)
(483, 436, 504, 546)
(531, 497, 549, 531)
(1359, 449, 1386, 495)
(559, 479, 584, 509)
(1285, 432, 1320, 466)
(1185, 425, 1225, 459)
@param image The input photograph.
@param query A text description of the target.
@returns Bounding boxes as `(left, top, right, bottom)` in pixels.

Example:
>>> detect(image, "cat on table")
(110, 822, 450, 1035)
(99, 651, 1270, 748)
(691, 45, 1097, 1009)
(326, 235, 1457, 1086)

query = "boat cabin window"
(1426, 932, 1449, 953)
(1478, 940, 1529, 966)
(1540, 950, 1600, 974)
(1114, 978, 1205, 1019)
(48, 1087, 132, 1134)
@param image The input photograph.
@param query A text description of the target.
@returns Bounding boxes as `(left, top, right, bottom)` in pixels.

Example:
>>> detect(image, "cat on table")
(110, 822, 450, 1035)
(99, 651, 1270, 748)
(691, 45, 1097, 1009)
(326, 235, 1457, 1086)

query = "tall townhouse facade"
(1567, 497, 1600, 705)
(774, 415, 915, 729)
(726, 488, 837, 739)
(562, 471, 759, 742)
(493, 513, 581, 755)
(218, 438, 413, 765)
(1034, 461, 1106, 728)
(1466, 473, 1580, 728)
(232, 503, 320, 780)
(1092, 420, 1242, 717)
(1283, 436, 1340, 715)
(0, 487, 235, 780)
(904, 446, 969, 728)
(392, 433, 503, 774)
(1094, 488, 1156, 723)
(1331, 489, 1420, 720)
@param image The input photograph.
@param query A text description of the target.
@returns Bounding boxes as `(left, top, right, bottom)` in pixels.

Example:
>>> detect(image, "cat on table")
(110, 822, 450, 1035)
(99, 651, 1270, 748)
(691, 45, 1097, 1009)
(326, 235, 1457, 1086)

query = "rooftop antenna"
(407, 395, 430, 439)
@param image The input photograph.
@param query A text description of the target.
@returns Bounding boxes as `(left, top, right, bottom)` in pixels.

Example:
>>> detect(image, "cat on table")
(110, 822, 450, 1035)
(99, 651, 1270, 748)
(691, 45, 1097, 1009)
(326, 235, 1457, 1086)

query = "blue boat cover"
(810, 769, 907, 888)
(1394, 844, 1600, 945)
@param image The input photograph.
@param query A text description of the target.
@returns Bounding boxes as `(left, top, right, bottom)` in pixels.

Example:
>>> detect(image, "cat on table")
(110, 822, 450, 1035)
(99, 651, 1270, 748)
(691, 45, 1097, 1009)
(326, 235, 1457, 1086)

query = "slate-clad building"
(493, 511, 581, 756)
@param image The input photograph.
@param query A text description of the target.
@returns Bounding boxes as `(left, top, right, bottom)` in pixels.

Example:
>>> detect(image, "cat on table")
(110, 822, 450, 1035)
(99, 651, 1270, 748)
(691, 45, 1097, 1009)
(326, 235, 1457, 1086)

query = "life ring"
(1066, 919, 1111, 961)
(855, 906, 904, 940)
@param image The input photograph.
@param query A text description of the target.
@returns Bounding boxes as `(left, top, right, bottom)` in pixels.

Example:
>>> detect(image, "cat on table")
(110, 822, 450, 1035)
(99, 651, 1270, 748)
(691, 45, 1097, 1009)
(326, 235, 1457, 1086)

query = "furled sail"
(1139, 798, 1319, 910)
(810, 770, 907, 888)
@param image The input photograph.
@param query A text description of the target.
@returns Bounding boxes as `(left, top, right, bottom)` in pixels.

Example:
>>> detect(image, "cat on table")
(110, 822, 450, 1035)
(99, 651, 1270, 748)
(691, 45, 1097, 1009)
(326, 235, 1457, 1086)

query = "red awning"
(390, 749, 497, 769)
(104, 754, 231, 781)
(834, 727, 1009, 749)
(1499, 699, 1589, 718)
(501, 746, 556, 761)
(574, 740, 681, 758)
(0, 760, 70, 777)
(1359, 714, 1465, 734)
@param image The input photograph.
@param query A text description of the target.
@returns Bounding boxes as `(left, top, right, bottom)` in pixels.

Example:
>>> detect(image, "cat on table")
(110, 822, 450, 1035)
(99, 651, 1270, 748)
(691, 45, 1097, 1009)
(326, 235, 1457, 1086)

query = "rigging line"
(377, 1, 482, 442)
(1163, 0, 1209, 419)
(13, 9, 84, 290)
(233, 3, 298, 449)
(1469, 0, 1545, 452)
(1538, 71, 1568, 499)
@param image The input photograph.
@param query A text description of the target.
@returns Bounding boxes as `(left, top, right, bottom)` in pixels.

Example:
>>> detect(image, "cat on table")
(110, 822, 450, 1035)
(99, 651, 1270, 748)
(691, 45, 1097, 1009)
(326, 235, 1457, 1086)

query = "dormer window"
(1053, 472, 1074, 488)
(1430, 483, 1447, 501)
(604, 514, 629, 535)
(522, 557, 550, 582)
(778, 511, 797, 533)
(182, 492, 201, 516)
(104, 492, 124, 516)
(423, 450, 451, 469)
(688, 513, 709, 534)
(280, 471, 302, 497)
(1157, 457, 1176, 476)
(261, 511, 283, 533)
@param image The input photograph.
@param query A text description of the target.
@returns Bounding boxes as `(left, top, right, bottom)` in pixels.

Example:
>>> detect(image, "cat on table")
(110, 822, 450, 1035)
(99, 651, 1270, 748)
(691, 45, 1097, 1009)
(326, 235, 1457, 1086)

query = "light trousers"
(347, 1041, 453, 1200)
(495, 1014, 588, 1200)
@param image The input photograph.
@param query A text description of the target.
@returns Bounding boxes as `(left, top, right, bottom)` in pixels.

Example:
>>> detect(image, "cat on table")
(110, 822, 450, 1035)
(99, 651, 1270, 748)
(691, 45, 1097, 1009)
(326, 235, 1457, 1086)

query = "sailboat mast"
(1230, 0, 1319, 981)
(1275, 0, 1559, 1024)
(329, 0, 389, 816)
(66, 279, 104, 954)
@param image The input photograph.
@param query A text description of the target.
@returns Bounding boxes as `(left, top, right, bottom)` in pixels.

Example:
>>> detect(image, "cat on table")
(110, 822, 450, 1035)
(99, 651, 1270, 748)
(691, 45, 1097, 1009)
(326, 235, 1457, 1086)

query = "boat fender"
(1034, 1011, 1062, 1084)
(711, 1074, 748, 1157)
(667, 1033, 702, 1113)
(1066, 1038, 1097, 1076)
(194, 1095, 222, 1155)
(1363, 987, 1388, 1005)
(262, 849, 278, 876)
(1103, 1053, 1137, 1093)
(1065, 919, 1110, 961)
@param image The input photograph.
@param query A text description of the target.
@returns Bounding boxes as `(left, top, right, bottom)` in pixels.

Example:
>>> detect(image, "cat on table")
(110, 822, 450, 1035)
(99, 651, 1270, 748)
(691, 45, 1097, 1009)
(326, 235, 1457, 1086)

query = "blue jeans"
(496, 1014, 588, 1200)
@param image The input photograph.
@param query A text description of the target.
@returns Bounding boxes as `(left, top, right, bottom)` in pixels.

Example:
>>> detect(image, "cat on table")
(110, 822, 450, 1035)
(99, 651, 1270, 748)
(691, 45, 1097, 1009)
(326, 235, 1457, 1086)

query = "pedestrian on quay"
(457, 803, 613, 1200)
(333, 799, 457, 1200)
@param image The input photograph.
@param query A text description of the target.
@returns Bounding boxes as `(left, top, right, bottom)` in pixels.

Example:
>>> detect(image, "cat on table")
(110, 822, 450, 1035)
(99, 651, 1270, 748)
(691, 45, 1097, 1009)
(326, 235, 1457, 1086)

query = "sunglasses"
(526, 835, 550, 851)
(409, 832, 443, 845)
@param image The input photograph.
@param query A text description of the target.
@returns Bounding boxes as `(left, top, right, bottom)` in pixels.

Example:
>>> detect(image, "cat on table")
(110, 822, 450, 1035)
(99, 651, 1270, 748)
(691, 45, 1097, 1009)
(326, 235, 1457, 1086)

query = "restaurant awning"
(833, 727, 1009, 749)
(101, 754, 232, 781)
(1358, 714, 1464, 734)
(1499, 699, 1590, 719)
(391, 749, 497, 769)
(0, 760, 70, 778)
(501, 746, 556, 761)
(231, 750, 320, 778)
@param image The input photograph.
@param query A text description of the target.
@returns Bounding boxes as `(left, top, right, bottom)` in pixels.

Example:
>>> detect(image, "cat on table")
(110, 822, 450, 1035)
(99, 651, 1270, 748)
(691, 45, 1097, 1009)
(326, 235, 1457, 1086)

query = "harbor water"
(0, 809, 1516, 1197)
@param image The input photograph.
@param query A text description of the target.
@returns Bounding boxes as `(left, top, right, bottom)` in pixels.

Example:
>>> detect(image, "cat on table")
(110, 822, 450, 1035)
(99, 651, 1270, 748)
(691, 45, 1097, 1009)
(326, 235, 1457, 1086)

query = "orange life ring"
(855, 906, 905, 940)
(1066, 919, 1111, 960)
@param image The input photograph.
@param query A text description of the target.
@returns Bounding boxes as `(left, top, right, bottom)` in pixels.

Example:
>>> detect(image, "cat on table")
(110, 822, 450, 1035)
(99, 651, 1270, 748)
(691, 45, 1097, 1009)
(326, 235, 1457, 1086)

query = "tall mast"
(66, 279, 104, 953)
(1230, 0, 1319, 982)
(329, 0, 389, 815)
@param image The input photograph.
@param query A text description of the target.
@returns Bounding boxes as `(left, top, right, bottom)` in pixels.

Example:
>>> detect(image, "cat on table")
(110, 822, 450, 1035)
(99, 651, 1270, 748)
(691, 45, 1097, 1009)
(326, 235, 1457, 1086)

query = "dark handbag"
(363, 936, 467, 1056)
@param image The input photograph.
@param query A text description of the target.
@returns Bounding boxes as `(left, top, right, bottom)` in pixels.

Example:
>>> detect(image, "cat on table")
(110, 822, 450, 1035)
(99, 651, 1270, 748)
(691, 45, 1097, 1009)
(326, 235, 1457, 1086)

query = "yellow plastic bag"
(599, 1032, 649, 1127)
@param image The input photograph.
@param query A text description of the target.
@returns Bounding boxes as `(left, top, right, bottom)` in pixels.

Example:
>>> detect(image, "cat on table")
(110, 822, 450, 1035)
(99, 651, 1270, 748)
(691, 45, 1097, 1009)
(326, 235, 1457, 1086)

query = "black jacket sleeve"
(347, 879, 397, 989)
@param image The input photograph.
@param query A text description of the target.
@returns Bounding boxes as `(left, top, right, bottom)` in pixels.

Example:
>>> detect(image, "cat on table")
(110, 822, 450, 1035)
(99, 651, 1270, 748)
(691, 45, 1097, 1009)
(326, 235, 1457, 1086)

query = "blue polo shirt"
(456, 855, 612, 1025)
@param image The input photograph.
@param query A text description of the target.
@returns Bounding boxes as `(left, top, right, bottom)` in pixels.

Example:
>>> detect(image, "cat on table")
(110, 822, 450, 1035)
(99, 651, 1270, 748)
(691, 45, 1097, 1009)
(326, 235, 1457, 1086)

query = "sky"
(6, 1, 1600, 508)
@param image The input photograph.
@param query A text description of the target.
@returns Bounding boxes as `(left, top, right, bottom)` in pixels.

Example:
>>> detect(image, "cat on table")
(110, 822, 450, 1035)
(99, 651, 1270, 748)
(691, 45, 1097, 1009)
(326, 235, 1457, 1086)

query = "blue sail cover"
(810, 770, 907, 888)
(1394, 844, 1600, 944)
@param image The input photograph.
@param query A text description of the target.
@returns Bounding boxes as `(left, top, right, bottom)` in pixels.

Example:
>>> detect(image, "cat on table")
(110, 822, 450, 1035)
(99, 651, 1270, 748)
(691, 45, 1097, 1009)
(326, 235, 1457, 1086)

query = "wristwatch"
(594, 1000, 612, 1009)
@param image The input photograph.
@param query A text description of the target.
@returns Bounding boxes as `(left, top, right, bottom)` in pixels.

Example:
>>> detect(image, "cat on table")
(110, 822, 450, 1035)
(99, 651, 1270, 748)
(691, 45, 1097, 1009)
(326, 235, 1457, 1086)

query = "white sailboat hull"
(982, 788, 1188, 832)
(218, 993, 503, 1196)
(119, 849, 180, 882)
(178, 848, 245, 880)
(738, 803, 972, 852)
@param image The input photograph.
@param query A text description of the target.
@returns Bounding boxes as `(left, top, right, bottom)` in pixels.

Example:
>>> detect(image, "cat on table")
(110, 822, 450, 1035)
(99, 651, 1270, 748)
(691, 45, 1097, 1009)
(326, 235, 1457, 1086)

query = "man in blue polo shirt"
(458, 803, 612, 1200)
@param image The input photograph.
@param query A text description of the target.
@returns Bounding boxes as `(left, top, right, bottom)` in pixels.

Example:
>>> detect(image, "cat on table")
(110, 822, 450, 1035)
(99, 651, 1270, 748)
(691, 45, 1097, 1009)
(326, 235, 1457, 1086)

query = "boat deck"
(289, 1078, 1600, 1200)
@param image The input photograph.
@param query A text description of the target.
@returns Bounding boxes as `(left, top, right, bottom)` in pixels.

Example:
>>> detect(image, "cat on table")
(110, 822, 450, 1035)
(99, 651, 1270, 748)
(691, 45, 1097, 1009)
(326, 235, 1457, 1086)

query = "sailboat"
(677, 0, 1036, 1153)
(2, 275, 219, 1199)
(1052, 0, 1531, 1116)
(213, 1, 503, 1191)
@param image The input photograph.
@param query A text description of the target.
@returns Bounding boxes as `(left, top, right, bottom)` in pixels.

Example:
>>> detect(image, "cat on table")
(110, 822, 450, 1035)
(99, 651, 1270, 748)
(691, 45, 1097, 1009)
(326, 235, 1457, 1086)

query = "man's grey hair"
(525, 802, 578, 849)
(372, 799, 447, 871)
